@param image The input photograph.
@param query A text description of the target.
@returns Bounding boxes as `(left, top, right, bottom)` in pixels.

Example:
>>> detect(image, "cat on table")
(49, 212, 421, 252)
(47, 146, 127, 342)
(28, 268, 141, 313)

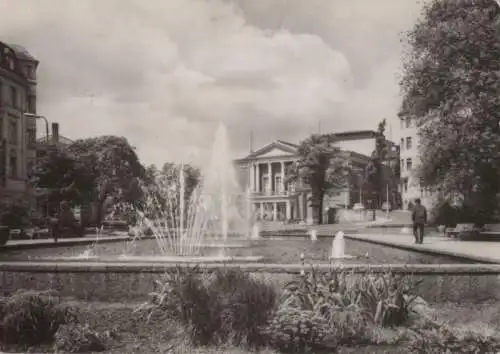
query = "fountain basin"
(40, 255, 265, 263)
(329, 255, 356, 260)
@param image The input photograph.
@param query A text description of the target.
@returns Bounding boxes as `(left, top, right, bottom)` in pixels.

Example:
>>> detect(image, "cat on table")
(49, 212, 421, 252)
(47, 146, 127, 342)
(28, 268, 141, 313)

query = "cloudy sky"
(0, 0, 423, 168)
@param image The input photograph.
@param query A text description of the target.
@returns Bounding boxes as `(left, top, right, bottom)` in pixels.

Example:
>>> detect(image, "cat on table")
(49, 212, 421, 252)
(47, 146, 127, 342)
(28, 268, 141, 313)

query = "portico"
(234, 140, 307, 222)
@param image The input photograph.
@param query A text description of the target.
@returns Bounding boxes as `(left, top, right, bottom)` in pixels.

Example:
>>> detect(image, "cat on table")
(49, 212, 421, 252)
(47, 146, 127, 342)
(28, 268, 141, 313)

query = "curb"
(345, 233, 500, 264)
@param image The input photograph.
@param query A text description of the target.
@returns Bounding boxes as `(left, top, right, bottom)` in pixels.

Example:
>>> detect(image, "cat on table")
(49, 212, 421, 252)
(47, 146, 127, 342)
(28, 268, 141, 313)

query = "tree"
(287, 134, 350, 224)
(399, 0, 500, 222)
(31, 146, 94, 216)
(140, 163, 201, 226)
(364, 119, 388, 216)
(68, 136, 146, 226)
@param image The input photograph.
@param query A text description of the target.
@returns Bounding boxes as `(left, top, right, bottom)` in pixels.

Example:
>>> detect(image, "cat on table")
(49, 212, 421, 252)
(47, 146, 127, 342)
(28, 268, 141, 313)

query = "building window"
(406, 137, 412, 150)
(405, 117, 411, 128)
(8, 120, 17, 145)
(400, 119, 404, 129)
(26, 95, 36, 113)
(6, 56, 15, 71)
(9, 152, 17, 178)
(400, 138, 404, 150)
(403, 178, 408, 192)
(275, 175, 282, 194)
(406, 158, 412, 171)
(27, 128, 36, 149)
(10, 86, 17, 108)
(262, 176, 270, 194)
(400, 158, 404, 171)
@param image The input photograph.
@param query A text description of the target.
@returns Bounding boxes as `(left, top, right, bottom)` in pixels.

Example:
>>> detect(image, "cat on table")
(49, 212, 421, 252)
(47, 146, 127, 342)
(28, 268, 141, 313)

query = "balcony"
(251, 186, 297, 197)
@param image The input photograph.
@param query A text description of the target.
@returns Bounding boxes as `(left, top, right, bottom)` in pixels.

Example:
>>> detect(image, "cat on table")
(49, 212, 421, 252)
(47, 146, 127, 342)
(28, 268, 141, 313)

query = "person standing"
(412, 198, 427, 244)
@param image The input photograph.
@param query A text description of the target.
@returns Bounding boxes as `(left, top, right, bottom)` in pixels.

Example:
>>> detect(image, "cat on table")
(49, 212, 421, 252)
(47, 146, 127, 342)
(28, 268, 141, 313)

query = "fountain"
(329, 231, 354, 260)
(309, 229, 318, 242)
(121, 123, 263, 262)
(251, 223, 260, 240)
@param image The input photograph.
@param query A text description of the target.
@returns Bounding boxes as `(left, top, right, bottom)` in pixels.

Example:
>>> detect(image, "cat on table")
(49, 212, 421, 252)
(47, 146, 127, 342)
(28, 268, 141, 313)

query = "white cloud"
(0, 0, 423, 167)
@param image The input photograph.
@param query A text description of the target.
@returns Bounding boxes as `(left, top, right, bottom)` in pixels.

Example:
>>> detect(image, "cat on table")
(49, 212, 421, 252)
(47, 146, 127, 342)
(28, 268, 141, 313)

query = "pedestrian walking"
(412, 198, 427, 244)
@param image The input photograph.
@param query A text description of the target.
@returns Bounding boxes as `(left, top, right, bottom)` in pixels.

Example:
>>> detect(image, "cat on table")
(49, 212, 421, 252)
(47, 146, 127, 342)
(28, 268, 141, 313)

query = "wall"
(335, 138, 376, 157)
(1, 263, 499, 303)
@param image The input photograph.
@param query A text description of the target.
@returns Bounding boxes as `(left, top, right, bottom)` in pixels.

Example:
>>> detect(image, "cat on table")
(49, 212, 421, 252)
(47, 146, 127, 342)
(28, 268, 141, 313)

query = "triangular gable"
(246, 141, 298, 159)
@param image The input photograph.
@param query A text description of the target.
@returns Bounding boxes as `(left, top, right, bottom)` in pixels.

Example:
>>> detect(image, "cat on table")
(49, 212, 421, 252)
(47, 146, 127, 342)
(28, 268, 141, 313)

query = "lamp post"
(23, 113, 49, 143)
(23, 112, 50, 221)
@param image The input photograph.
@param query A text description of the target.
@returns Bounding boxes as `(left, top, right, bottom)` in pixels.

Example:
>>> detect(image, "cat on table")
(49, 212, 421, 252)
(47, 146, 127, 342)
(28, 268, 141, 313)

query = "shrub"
(282, 267, 420, 328)
(356, 272, 420, 327)
(408, 324, 500, 354)
(54, 324, 114, 352)
(330, 308, 372, 345)
(0, 290, 77, 345)
(0, 199, 31, 230)
(136, 266, 279, 348)
(208, 268, 278, 348)
(265, 307, 334, 353)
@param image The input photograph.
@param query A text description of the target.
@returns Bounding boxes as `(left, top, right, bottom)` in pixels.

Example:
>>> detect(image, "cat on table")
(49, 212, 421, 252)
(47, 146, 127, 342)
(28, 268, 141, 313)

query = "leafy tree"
(161, 162, 201, 203)
(364, 119, 388, 212)
(68, 136, 146, 226)
(31, 146, 93, 216)
(140, 163, 201, 226)
(0, 197, 31, 230)
(400, 0, 500, 222)
(287, 134, 350, 224)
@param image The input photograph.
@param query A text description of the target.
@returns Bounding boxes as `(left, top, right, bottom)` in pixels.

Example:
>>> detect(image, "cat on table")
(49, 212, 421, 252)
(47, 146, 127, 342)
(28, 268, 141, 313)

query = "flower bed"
(1, 266, 499, 353)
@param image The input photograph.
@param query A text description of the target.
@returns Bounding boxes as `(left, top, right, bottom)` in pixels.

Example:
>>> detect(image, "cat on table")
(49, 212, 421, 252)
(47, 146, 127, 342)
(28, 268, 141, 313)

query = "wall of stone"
(1, 263, 500, 303)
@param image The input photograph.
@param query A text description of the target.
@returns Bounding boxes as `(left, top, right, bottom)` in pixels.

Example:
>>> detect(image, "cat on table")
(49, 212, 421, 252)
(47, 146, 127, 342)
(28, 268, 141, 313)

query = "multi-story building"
(397, 116, 435, 210)
(234, 131, 382, 224)
(0, 41, 38, 203)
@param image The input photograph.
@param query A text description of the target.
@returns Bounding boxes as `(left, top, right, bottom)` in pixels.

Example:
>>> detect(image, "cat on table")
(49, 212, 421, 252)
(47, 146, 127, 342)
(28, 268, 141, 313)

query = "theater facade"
(234, 131, 380, 224)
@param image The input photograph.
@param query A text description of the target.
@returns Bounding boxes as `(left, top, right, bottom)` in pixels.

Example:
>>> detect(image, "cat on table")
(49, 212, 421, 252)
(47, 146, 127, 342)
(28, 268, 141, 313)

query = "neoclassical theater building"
(234, 130, 385, 224)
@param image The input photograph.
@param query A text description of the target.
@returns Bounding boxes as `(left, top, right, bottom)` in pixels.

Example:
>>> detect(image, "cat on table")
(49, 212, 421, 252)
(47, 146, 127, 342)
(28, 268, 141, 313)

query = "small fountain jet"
(329, 231, 354, 260)
(309, 229, 318, 242)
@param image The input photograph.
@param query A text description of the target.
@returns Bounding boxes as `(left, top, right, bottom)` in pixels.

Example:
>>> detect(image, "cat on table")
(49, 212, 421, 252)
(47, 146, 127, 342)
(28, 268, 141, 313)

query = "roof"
(36, 135, 74, 145)
(6, 43, 38, 62)
(276, 140, 299, 149)
(328, 130, 379, 141)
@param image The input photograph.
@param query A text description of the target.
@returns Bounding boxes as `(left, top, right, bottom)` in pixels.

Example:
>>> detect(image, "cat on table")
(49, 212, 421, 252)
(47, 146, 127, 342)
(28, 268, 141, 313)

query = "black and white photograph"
(0, 0, 500, 353)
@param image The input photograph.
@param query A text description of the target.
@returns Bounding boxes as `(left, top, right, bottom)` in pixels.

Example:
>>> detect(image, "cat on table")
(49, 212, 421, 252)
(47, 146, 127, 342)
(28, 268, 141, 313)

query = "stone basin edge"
(1, 261, 500, 275)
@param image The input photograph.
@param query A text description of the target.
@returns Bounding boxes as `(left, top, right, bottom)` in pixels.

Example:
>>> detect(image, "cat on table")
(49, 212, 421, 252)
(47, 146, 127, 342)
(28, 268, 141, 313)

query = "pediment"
(257, 146, 295, 158)
(250, 141, 297, 159)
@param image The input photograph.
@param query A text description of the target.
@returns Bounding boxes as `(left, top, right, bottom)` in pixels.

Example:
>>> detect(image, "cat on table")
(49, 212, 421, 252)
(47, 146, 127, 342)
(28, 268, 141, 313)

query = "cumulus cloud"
(0, 0, 422, 168)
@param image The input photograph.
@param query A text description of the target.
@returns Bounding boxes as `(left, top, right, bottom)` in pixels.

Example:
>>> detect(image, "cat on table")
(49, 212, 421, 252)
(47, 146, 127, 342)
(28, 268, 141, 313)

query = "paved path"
(347, 232, 500, 264)
(1, 233, 129, 251)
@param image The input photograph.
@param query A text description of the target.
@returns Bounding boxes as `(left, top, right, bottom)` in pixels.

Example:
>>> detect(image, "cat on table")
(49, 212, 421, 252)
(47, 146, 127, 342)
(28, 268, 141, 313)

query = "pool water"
(1, 237, 474, 264)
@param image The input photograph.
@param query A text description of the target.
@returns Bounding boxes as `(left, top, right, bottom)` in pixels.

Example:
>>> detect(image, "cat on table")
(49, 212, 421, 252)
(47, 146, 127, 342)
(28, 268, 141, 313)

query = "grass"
(1, 299, 497, 354)
(1, 237, 467, 264)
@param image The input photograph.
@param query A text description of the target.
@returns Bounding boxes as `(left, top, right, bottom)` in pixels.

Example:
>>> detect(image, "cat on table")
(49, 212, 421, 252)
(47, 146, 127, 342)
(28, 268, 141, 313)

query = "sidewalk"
(346, 232, 500, 264)
(1, 233, 130, 251)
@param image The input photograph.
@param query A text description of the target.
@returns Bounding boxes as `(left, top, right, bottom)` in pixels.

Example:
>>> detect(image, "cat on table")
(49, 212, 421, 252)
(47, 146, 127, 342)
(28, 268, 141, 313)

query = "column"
(280, 161, 285, 194)
(273, 202, 277, 221)
(267, 162, 272, 194)
(259, 202, 264, 219)
(286, 200, 291, 220)
(250, 163, 255, 192)
(256, 163, 260, 193)
(306, 192, 314, 224)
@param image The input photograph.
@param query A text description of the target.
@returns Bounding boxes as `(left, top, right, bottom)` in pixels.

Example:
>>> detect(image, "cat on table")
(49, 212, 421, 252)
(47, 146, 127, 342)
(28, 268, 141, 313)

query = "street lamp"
(23, 112, 50, 221)
(23, 112, 49, 143)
